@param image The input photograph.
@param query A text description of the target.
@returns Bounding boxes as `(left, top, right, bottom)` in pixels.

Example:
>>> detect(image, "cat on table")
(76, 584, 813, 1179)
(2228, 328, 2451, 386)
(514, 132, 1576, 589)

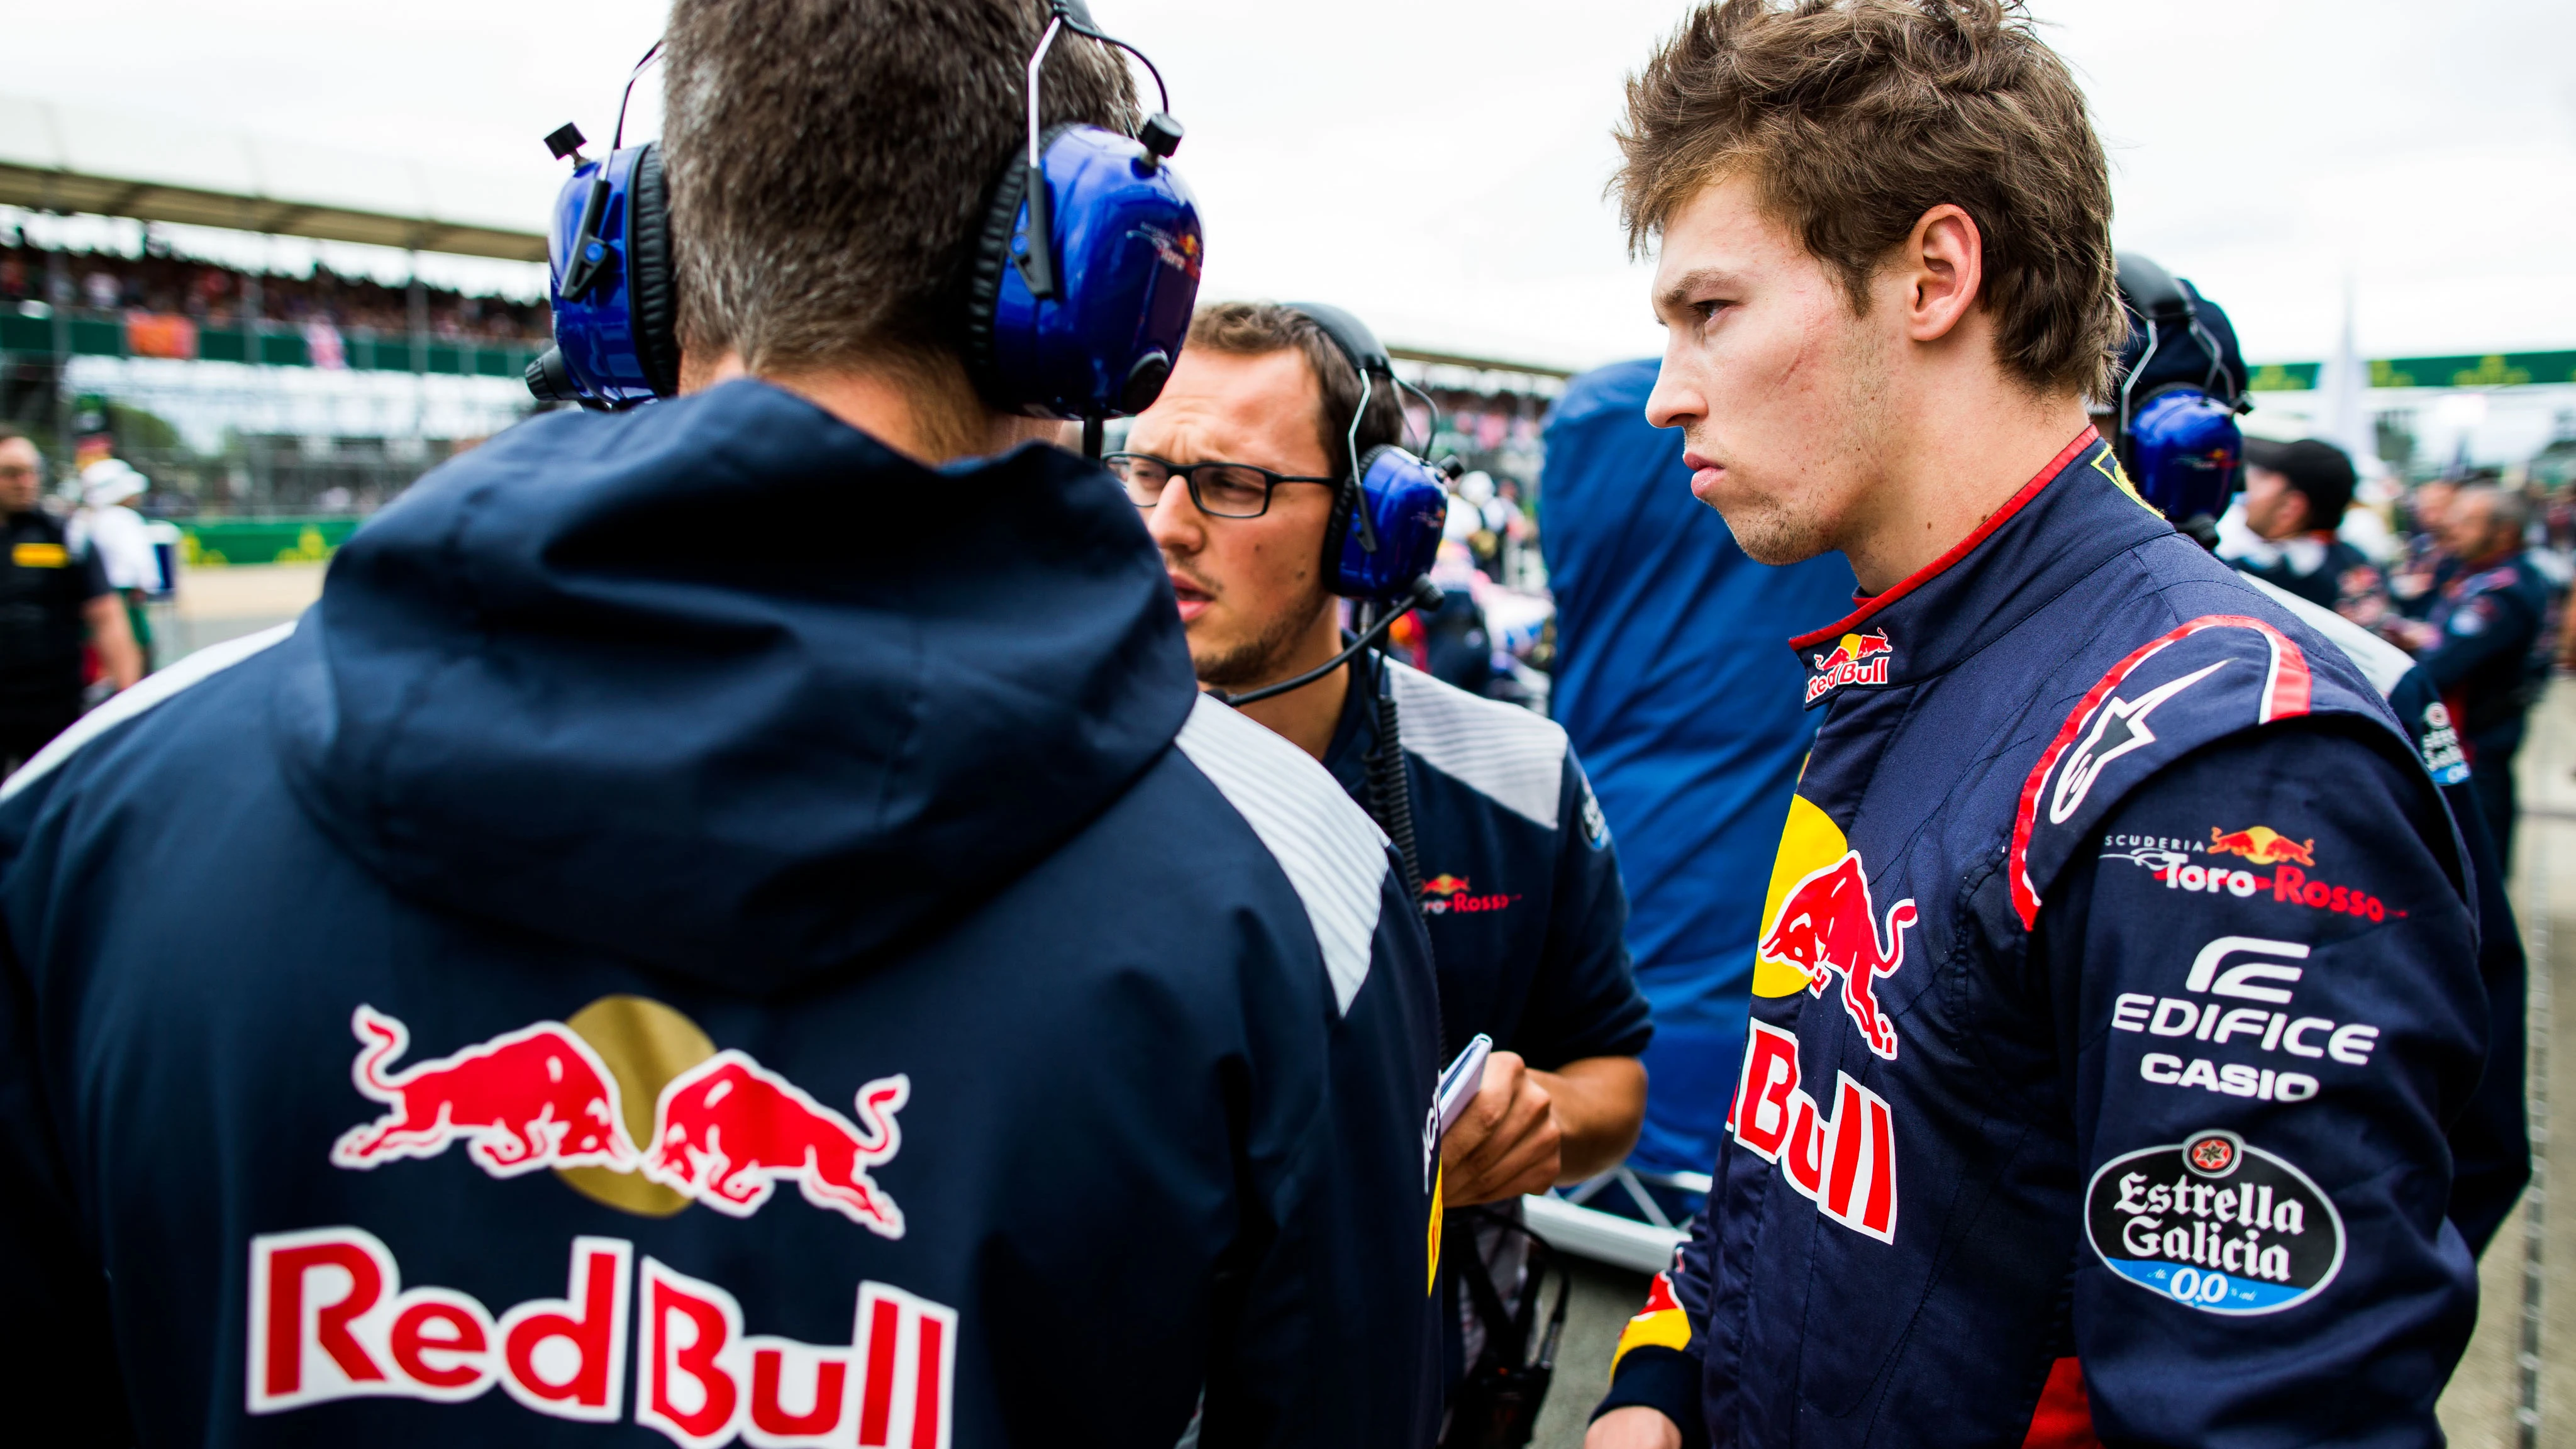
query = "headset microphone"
(1211, 575, 1445, 709)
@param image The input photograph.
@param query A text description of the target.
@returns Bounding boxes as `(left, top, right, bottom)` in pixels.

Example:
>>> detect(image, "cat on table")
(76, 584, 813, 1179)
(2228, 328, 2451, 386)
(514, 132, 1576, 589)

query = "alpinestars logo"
(2046, 660, 2230, 824)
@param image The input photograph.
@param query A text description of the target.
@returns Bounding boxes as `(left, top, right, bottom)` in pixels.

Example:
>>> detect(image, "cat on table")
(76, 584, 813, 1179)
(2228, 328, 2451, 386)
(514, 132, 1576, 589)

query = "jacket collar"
(1792, 427, 2172, 708)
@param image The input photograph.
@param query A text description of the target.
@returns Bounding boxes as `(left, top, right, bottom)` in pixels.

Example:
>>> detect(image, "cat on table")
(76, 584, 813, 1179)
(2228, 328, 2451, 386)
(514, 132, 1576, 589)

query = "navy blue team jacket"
(1598, 430, 2486, 1446)
(0, 380, 1444, 1447)
(1321, 652, 1652, 1069)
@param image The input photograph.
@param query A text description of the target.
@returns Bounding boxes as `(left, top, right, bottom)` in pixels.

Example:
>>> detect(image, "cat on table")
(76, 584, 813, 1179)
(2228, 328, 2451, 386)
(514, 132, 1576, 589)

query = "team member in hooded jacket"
(0, 3, 1442, 1445)
(1586, 3, 2485, 1446)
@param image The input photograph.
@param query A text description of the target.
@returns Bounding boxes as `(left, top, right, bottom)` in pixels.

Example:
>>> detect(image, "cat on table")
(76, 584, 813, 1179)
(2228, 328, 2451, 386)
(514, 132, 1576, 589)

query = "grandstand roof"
(0, 96, 548, 262)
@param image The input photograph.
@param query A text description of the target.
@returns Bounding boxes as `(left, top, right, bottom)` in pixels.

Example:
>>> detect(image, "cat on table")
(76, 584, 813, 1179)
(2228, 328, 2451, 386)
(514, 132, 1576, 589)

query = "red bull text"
(1726, 1022, 1899, 1243)
(331, 1009, 909, 1236)
(247, 1229, 956, 1445)
(1804, 630, 1893, 704)
(1756, 851, 1916, 1060)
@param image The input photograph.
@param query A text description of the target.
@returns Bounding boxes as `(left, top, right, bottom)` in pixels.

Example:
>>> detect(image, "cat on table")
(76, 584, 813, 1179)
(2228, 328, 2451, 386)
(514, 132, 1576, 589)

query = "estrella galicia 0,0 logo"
(2085, 1128, 2345, 1315)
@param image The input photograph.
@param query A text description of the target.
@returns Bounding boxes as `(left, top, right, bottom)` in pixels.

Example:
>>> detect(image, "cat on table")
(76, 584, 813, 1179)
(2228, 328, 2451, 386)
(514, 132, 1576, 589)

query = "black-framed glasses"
(1106, 452, 1338, 519)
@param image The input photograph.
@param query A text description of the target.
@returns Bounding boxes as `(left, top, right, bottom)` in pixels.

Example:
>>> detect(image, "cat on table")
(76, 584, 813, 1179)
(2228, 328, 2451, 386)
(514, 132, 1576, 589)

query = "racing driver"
(1587, 3, 2487, 1446)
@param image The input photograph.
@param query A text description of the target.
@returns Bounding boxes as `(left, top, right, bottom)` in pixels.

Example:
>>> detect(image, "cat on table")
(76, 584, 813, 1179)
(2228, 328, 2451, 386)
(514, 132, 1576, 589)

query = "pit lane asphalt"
(2441, 676, 2576, 1449)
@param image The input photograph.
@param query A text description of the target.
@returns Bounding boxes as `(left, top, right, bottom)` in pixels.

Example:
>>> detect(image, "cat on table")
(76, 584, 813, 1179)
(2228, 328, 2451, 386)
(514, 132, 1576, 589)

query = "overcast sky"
(8, 0, 2570, 370)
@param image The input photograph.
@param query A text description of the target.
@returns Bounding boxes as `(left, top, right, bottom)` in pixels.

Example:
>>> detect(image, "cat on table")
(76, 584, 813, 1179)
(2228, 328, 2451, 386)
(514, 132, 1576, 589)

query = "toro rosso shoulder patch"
(2010, 616, 2312, 929)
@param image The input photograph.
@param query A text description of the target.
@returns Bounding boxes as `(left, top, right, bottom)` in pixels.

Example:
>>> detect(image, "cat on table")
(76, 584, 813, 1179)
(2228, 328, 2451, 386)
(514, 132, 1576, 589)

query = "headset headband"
(2115, 251, 2238, 450)
(2115, 253, 2192, 326)
(1284, 301, 1393, 381)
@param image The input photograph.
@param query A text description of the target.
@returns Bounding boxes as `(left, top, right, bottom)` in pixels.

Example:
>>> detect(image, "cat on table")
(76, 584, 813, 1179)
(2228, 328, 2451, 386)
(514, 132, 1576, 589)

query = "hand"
(1438, 1050, 1561, 1206)
(1585, 1407, 1683, 1449)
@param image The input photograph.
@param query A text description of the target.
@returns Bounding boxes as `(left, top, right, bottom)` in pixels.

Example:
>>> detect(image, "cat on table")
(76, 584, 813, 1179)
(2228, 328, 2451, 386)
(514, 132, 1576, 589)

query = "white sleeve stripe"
(0, 621, 296, 802)
(2232, 572, 2415, 699)
(1384, 659, 1566, 828)
(1172, 693, 1389, 1015)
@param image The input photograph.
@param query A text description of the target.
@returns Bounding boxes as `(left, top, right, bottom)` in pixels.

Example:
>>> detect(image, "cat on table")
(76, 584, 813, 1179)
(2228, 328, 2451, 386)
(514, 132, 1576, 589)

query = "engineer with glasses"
(1116, 301, 1651, 1430)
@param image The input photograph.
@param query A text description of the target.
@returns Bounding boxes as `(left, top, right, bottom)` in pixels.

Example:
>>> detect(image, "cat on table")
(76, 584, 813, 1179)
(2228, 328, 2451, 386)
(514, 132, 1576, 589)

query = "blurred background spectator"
(0, 235, 549, 343)
(2389, 482, 2553, 869)
(2216, 436, 2391, 626)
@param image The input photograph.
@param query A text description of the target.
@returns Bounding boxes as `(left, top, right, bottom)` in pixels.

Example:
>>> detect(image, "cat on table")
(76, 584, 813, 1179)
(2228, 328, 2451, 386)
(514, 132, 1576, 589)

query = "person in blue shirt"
(1119, 300, 1652, 1409)
(1539, 359, 1856, 1207)
(0, 6, 1445, 1445)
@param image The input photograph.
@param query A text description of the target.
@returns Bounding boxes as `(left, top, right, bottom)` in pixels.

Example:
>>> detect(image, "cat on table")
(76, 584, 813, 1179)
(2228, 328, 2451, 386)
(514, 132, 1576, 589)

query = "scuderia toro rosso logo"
(1804, 630, 1893, 704)
(2086, 1128, 2345, 1314)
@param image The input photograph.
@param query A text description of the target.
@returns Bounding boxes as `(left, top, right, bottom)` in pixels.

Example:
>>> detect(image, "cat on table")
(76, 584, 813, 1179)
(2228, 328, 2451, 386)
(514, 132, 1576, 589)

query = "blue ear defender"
(964, 2, 1201, 423)
(527, 129, 676, 410)
(1284, 302, 1448, 602)
(2113, 252, 2248, 535)
(2126, 385, 2243, 527)
(530, 6, 1201, 426)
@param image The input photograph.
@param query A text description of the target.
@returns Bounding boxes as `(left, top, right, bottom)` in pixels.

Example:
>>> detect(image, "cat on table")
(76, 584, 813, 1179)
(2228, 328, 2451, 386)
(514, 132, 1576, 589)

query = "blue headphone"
(529, 3, 1202, 427)
(1284, 303, 1449, 601)
(1208, 304, 1450, 714)
(2114, 253, 2249, 533)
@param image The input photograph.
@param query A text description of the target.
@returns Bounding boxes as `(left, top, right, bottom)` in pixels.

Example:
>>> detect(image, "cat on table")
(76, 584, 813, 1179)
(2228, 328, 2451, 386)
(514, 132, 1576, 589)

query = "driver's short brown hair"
(1616, 0, 2121, 401)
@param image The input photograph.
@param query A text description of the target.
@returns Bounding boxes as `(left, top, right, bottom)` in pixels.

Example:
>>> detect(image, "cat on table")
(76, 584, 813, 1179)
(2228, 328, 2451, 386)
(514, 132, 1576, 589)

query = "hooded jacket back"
(0, 380, 1442, 1447)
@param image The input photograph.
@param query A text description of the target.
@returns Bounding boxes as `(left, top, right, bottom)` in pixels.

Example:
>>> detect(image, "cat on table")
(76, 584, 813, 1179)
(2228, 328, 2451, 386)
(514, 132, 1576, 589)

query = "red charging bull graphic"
(643, 1052, 909, 1238)
(330, 1009, 909, 1235)
(1809, 629, 1892, 673)
(331, 1006, 638, 1177)
(248, 1228, 957, 1446)
(1755, 850, 1916, 1060)
(2206, 825, 2316, 867)
(1804, 630, 1893, 704)
(1725, 1021, 1899, 1242)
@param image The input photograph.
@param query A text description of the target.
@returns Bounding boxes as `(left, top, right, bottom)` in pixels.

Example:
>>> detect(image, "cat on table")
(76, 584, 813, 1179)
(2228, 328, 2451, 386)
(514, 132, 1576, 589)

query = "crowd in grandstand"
(0, 238, 548, 343)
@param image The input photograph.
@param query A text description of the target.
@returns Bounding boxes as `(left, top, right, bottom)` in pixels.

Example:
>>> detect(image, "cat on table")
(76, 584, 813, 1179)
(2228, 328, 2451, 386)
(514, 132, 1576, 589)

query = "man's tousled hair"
(664, 0, 1137, 378)
(1185, 303, 1407, 481)
(1616, 0, 2123, 401)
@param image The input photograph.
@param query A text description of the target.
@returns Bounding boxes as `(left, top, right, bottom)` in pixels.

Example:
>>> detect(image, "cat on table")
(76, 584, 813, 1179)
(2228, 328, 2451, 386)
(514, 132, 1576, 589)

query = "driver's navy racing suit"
(1596, 429, 2486, 1446)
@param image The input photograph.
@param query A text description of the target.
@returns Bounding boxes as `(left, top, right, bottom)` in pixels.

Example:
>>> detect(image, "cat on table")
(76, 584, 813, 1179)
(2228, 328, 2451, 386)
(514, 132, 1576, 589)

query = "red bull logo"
(332, 1008, 908, 1236)
(1756, 851, 1916, 1060)
(331, 1006, 638, 1177)
(1809, 629, 1892, 673)
(1804, 630, 1893, 703)
(643, 1053, 909, 1237)
(1725, 1021, 1899, 1242)
(248, 1228, 956, 1445)
(2207, 825, 2316, 867)
(1418, 872, 1515, 916)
